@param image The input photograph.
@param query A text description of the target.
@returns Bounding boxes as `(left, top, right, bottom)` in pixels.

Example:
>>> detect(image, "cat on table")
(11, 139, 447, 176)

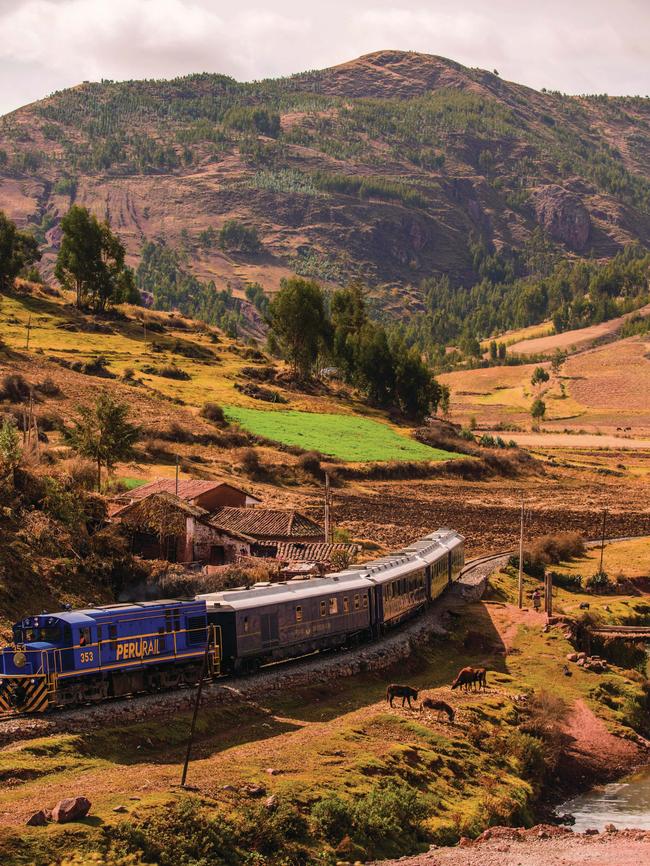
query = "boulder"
(604, 823, 617, 834)
(51, 796, 91, 823)
(532, 185, 591, 251)
(26, 809, 50, 827)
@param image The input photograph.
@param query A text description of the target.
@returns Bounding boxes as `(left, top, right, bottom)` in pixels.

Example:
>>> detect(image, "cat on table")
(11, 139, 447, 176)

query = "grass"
(224, 406, 465, 462)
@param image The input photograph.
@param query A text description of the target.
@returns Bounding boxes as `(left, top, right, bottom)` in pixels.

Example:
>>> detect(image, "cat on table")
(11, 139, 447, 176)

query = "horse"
(450, 667, 477, 692)
(420, 698, 455, 722)
(473, 668, 488, 691)
(386, 684, 419, 708)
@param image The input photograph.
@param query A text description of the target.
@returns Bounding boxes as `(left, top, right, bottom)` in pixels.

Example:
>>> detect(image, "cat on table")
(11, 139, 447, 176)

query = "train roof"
(198, 571, 372, 612)
(17, 599, 204, 628)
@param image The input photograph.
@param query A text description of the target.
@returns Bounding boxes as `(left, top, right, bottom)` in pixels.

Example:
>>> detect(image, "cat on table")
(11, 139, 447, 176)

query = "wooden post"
(545, 572, 553, 617)
(598, 509, 607, 575)
(175, 454, 180, 497)
(25, 315, 32, 351)
(324, 472, 331, 544)
(517, 495, 524, 609)
(180, 630, 212, 788)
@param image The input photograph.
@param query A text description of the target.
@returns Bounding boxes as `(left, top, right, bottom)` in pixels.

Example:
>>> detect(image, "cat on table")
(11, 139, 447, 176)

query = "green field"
(225, 406, 464, 462)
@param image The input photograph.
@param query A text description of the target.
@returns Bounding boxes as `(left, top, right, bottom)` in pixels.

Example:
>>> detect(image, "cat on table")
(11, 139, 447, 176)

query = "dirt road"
(374, 826, 650, 866)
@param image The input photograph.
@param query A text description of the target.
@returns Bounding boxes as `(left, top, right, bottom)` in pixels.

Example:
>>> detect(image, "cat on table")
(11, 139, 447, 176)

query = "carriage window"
(295, 605, 303, 623)
(362, 595, 368, 608)
(243, 616, 249, 633)
(354, 594, 360, 610)
(343, 597, 349, 613)
(320, 600, 326, 617)
(329, 597, 338, 615)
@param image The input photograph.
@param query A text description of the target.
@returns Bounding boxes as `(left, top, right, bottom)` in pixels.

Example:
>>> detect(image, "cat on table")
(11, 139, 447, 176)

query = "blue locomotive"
(0, 600, 219, 713)
(0, 529, 464, 714)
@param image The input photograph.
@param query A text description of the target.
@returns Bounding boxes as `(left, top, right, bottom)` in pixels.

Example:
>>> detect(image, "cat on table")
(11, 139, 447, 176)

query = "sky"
(1, 0, 649, 116)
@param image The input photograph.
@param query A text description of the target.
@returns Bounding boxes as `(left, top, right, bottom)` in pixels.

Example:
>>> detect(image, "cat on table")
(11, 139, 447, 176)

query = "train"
(0, 529, 464, 715)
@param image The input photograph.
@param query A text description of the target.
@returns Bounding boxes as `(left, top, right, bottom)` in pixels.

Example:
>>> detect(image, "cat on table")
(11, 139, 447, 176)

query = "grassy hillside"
(2, 50, 650, 312)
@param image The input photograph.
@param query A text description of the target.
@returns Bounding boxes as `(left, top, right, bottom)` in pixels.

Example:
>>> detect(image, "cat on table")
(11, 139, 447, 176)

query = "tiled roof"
(210, 506, 324, 539)
(257, 542, 360, 562)
(122, 478, 260, 503)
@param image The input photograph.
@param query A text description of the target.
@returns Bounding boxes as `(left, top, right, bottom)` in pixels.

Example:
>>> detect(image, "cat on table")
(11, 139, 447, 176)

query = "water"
(557, 765, 650, 832)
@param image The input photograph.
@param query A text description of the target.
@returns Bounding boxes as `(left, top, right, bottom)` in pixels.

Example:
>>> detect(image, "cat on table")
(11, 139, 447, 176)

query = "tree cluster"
(0, 211, 41, 292)
(269, 278, 445, 421)
(55, 205, 139, 311)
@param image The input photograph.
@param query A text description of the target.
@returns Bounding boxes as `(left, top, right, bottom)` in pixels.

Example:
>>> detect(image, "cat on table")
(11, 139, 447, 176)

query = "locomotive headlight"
(13, 652, 27, 668)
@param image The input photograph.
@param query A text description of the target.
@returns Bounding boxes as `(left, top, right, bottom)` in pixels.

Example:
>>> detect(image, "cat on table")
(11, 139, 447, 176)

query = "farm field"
(225, 405, 463, 462)
(507, 303, 650, 355)
(441, 335, 650, 440)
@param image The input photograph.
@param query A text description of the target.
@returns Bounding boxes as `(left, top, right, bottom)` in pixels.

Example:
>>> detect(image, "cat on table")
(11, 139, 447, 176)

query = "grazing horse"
(451, 667, 477, 692)
(420, 698, 455, 722)
(386, 684, 419, 708)
(473, 668, 488, 691)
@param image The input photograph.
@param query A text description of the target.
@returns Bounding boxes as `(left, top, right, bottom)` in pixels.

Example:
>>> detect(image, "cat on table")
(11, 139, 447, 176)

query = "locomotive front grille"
(0, 676, 51, 714)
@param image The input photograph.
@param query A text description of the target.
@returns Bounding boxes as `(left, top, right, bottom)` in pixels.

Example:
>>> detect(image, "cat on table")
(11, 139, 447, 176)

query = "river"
(557, 765, 650, 832)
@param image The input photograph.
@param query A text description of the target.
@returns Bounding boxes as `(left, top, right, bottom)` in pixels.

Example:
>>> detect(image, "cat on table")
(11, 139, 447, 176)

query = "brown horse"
(450, 667, 476, 692)
(386, 684, 419, 708)
(474, 668, 488, 691)
(420, 698, 455, 722)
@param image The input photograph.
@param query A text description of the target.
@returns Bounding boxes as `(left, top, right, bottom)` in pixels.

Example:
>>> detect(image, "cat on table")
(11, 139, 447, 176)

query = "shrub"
(0, 373, 31, 402)
(504, 730, 546, 783)
(479, 433, 496, 447)
(67, 457, 99, 490)
(547, 570, 582, 590)
(219, 219, 261, 254)
(586, 570, 613, 592)
(145, 364, 190, 380)
(508, 553, 545, 580)
(240, 447, 262, 477)
(297, 451, 321, 476)
(528, 532, 585, 565)
(200, 402, 226, 426)
(35, 376, 62, 397)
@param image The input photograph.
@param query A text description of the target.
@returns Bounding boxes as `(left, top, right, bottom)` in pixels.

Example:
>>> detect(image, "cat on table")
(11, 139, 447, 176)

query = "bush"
(219, 219, 261, 254)
(200, 402, 226, 426)
(547, 570, 582, 590)
(504, 730, 547, 783)
(297, 451, 321, 476)
(508, 553, 546, 580)
(0, 373, 31, 402)
(35, 377, 62, 397)
(528, 532, 585, 565)
(586, 570, 613, 592)
(240, 447, 262, 477)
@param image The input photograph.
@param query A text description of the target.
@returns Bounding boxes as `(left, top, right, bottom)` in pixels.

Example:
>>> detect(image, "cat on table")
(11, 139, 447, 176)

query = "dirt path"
(374, 827, 650, 865)
(495, 432, 650, 450)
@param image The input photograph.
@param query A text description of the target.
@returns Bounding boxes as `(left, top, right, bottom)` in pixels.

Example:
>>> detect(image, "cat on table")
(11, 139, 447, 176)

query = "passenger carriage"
(199, 571, 373, 673)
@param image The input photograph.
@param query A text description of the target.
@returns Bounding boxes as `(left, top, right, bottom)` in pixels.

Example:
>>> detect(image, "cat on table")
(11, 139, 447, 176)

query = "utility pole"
(324, 472, 331, 543)
(180, 632, 212, 788)
(175, 454, 180, 497)
(599, 509, 607, 575)
(518, 495, 525, 609)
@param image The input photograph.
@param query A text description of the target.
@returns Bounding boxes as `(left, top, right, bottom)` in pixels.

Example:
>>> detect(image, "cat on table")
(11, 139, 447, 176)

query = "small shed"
(116, 478, 261, 512)
(112, 492, 253, 565)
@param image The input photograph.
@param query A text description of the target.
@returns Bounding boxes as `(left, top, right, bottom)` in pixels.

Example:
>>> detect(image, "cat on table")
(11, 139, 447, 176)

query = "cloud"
(0, 0, 649, 115)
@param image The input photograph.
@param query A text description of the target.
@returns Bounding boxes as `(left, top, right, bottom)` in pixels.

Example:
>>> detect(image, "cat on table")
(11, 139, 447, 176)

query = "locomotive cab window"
(78, 627, 91, 647)
(320, 600, 326, 617)
(295, 605, 303, 623)
(329, 598, 338, 615)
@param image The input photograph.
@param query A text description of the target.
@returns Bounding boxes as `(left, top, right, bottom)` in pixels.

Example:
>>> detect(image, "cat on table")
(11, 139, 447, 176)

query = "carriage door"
(260, 612, 279, 648)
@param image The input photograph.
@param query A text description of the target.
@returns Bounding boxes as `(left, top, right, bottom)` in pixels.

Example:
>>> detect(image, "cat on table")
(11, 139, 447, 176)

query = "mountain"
(1, 50, 650, 312)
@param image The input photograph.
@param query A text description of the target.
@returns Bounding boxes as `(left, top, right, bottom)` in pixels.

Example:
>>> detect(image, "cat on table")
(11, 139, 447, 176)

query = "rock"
(242, 784, 266, 798)
(584, 828, 599, 835)
(577, 658, 585, 666)
(532, 185, 591, 251)
(265, 767, 281, 775)
(113, 805, 128, 813)
(51, 796, 91, 823)
(265, 795, 277, 810)
(221, 784, 237, 792)
(604, 823, 617, 834)
(577, 652, 587, 659)
(26, 809, 50, 827)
